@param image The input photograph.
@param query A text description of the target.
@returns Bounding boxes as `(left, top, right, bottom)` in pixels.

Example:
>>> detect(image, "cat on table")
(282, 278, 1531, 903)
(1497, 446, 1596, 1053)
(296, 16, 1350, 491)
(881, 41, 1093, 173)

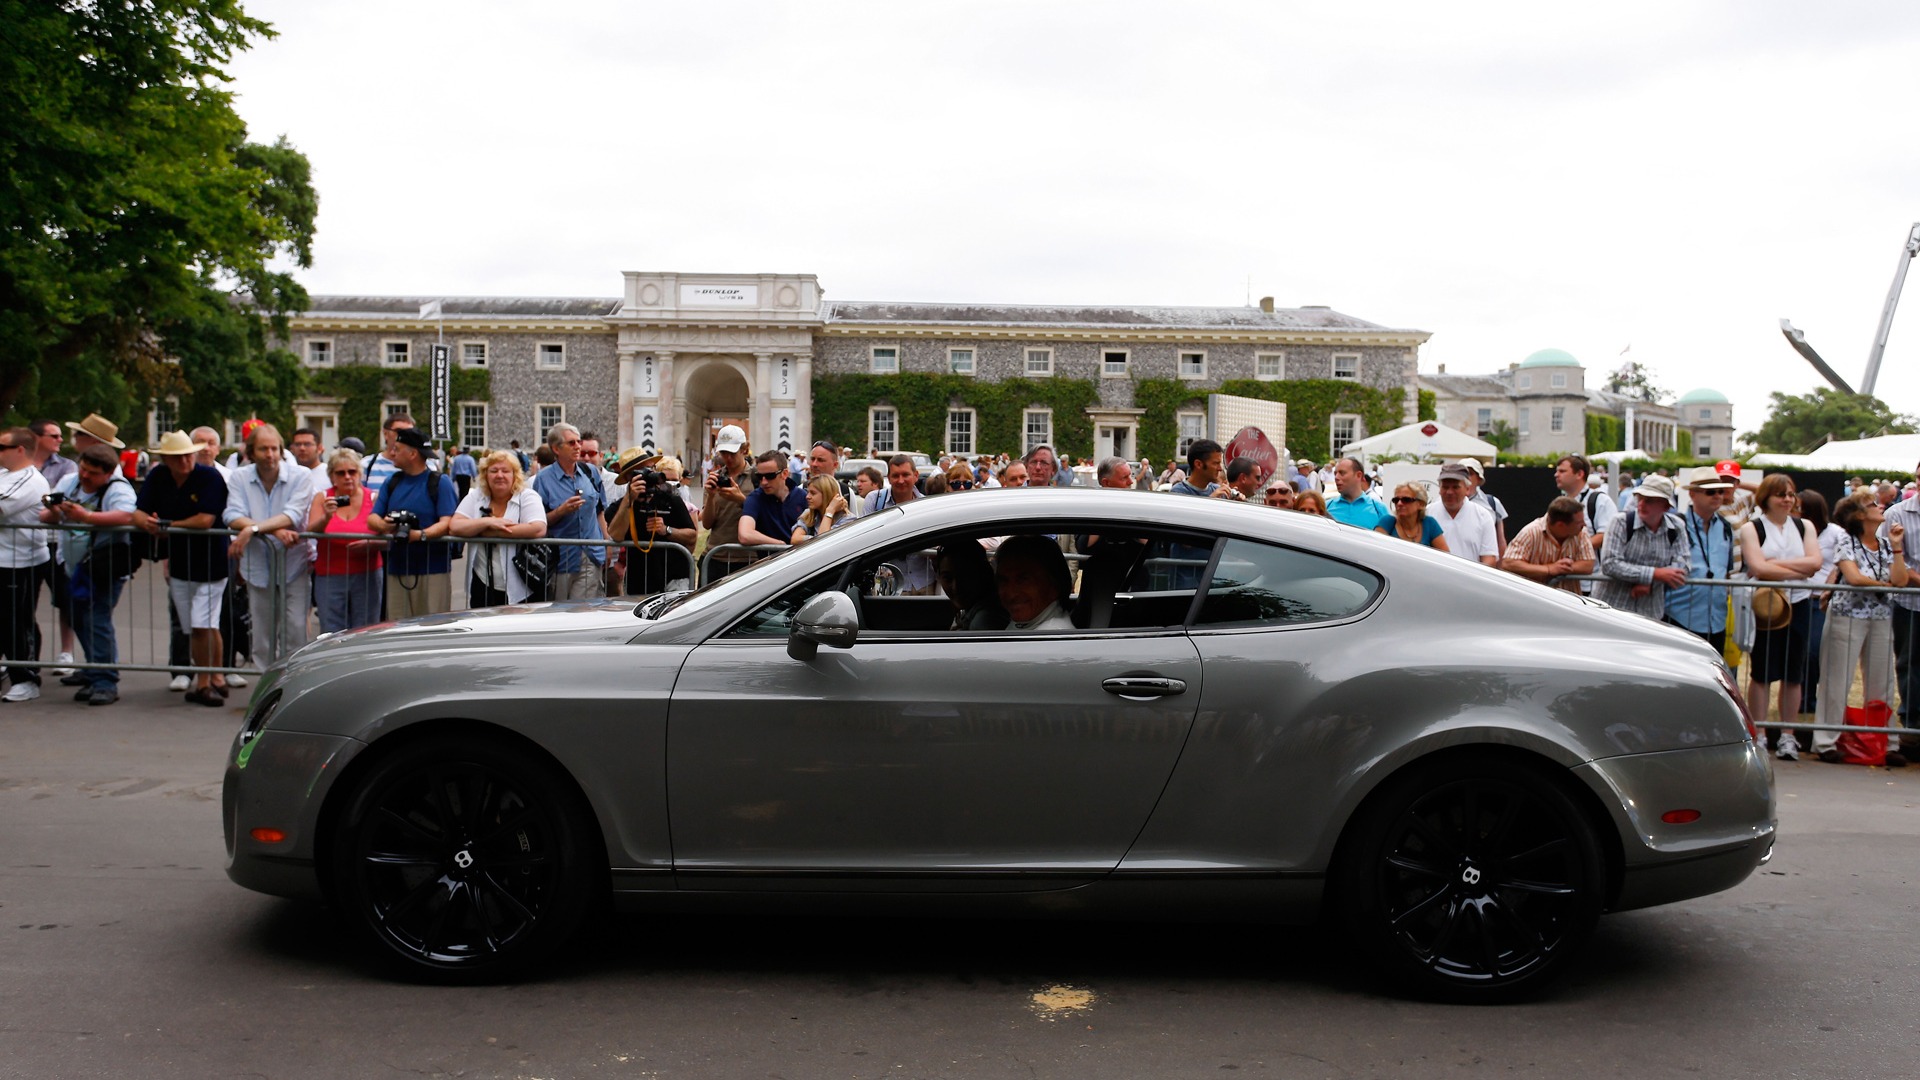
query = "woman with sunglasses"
(944, 463, 976, 492)
(1376, 481, 1451, 552)
(307, 447, 385, 632)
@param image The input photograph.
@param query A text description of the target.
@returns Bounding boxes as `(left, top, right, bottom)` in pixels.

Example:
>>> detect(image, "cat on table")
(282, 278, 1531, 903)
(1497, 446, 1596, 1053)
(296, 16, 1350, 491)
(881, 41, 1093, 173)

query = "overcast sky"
(227, 0, 1920, 448)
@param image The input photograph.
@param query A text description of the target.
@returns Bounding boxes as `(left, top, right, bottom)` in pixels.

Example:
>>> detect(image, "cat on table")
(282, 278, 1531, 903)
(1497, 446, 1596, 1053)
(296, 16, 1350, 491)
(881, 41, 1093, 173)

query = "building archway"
(677, 356, 753, 465)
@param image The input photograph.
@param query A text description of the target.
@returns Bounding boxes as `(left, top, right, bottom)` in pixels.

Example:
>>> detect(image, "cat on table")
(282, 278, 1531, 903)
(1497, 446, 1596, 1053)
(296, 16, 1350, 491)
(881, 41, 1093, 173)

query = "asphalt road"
(4, 682, 1918, 1080)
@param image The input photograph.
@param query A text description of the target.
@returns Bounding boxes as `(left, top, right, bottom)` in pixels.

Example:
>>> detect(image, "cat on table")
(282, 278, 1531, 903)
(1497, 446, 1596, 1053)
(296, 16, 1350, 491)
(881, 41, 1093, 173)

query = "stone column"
(753, 351, 773, 457)
(616, 350, 636, 449)
(795, 351, 814, 452)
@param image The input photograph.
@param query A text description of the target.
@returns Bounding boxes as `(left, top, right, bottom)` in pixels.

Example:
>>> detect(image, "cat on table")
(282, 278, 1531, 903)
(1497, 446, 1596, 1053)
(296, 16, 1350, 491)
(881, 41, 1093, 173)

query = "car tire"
(1332, 752, 1605, 1003)
(329, 734, 600, 982)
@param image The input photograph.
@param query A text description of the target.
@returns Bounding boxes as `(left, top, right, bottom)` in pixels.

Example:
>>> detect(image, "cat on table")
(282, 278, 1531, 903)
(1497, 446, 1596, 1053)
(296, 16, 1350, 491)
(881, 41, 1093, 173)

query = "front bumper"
(222, 729, 366, 901)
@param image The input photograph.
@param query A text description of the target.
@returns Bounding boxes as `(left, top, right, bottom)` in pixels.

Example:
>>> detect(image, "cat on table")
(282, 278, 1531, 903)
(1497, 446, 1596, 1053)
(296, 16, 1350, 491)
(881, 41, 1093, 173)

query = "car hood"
(290, 598, 645, 663)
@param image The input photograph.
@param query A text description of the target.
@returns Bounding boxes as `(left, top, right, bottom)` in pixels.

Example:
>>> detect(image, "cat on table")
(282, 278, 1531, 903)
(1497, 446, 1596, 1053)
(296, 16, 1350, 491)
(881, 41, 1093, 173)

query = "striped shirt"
(1881, 495, 1920, 611)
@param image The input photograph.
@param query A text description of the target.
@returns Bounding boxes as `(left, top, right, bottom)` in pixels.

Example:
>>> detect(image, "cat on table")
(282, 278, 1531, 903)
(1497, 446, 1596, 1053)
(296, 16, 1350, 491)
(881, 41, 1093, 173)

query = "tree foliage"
(1741, 387, 1917, 454)
(0, 0, 314, 430)
(1603, 360, 1666, 403)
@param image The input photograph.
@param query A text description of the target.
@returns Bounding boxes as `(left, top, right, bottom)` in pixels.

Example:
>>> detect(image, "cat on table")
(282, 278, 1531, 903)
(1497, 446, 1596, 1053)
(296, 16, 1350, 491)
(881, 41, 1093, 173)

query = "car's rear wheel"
(330, 735, 599, 982)
(1334, 754, 1604, 1002)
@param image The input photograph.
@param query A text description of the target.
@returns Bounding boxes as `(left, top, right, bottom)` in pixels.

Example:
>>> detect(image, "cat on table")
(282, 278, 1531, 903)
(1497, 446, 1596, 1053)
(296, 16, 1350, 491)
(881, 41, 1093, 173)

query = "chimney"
(1258, 296, 1274, 313)
(1438, 363, 1447, 374)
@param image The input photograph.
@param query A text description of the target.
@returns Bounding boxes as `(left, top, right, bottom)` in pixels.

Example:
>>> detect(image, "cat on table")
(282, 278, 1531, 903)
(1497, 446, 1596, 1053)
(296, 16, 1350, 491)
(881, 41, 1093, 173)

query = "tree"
(1604, 360, 1666, 403)
(1742, 387, 1917, 454)
(0, 1, 315, 430)
(1485, 419, 1518, 452)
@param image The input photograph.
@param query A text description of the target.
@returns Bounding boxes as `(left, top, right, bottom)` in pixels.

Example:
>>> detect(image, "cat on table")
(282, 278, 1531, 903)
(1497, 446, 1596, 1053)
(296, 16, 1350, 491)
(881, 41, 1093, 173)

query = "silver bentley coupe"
(223, 488, 1774, 1000)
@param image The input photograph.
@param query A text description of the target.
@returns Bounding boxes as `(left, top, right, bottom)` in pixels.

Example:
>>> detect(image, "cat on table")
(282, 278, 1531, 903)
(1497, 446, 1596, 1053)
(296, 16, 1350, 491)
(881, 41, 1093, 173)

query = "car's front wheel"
(1333, 753, 1605, 1002)
(329, 734, 600, 982)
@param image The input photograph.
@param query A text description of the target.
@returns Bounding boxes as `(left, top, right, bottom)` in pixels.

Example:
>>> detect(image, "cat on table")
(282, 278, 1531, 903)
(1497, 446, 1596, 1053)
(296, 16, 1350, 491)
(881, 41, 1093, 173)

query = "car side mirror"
(788, 590, 859, 661)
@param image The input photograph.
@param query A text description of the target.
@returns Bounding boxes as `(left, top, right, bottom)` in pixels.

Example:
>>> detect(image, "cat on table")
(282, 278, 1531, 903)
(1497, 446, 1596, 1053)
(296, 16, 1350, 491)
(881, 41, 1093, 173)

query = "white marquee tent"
(1341, 421, 1499, 462)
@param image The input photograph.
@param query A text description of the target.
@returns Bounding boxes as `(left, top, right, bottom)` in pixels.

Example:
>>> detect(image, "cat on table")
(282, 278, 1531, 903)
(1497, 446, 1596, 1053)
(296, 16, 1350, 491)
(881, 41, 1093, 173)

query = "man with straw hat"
(132, 431, 231, 706)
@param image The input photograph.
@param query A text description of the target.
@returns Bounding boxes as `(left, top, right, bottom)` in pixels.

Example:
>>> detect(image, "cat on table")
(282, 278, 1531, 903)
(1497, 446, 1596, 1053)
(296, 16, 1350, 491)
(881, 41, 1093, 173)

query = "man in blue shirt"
(1170, 440, 1227, 498)
(739, 450, 807, 547)
(530, 422, 608, 600)
(1664, 467, 1737, 654)
(448, 445, 478, 501)
(369, 426, 458, 619)
(1327, 457, 1392, 530)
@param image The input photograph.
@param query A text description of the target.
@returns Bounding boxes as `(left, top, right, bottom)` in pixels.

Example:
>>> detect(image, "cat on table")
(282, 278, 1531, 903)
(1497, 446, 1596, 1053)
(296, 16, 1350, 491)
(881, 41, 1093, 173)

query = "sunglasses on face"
(950, 480, 974, 490)
(755, 471, 782, 482)
(1391, 496, 1422, 505)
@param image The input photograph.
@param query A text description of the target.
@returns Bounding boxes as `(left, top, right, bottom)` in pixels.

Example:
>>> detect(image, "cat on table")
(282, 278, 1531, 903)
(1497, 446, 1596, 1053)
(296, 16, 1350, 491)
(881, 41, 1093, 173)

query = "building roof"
(1518, 347, 1581, 368)
(303, 296, 622, 319)
(1675, 387, 1729, 405)
(1420, 372, 1513, 398)
(822, 301, 1408, 333)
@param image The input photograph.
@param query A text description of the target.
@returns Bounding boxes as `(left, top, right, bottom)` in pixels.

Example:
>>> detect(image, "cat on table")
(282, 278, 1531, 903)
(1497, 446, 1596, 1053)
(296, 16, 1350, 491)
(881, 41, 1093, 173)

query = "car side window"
(1194, 538, 1380, 628)
(727, 567, 846, 637)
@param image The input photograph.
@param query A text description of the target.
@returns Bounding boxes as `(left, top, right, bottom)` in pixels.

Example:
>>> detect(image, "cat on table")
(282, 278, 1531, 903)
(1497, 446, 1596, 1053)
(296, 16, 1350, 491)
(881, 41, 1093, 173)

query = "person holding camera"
(307, 447, 383, 633)
(452, 450, 548, 606)
(38, 443, 137, 705)
(605, 450, 695, 596)
(697, 424, 753, 580)
(368, 426, 458, 619)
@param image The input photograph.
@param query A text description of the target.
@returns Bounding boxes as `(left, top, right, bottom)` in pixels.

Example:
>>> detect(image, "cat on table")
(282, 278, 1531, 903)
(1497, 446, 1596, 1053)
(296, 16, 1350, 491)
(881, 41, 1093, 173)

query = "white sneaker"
(48, 652, 75, 677)
(2, 681, 41, 703)
(168, 674, 191, 692)
(1776, 733, 1800, 761)
(226, 674, 249, 688)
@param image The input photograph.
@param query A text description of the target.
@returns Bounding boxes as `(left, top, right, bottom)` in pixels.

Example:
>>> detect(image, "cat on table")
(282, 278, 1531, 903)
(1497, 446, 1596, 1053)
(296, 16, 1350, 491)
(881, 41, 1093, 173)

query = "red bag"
(1835, 700, 1894, 765)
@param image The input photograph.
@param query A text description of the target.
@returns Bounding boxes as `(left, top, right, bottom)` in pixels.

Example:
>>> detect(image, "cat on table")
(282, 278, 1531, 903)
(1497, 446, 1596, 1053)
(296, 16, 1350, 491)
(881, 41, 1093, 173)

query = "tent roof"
(1341, 422, 1499, 460)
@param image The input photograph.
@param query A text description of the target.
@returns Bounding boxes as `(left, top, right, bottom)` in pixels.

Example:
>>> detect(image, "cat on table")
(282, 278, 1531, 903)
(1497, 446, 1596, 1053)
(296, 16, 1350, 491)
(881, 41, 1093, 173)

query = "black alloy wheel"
(1336, 754, 1605, 1002)
(331, 736, 599, 981)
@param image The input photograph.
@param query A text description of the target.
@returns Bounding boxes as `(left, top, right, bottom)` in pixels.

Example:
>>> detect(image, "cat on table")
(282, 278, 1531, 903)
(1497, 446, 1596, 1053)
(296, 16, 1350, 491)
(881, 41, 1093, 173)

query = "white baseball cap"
(713, 424, 746, 454)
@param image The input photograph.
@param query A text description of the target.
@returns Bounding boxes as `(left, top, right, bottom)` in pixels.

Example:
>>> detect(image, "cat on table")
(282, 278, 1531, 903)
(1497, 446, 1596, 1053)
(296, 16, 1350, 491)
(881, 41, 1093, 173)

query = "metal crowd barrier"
(699, 542, 791, 585)
(1558, 571, 1920, 738)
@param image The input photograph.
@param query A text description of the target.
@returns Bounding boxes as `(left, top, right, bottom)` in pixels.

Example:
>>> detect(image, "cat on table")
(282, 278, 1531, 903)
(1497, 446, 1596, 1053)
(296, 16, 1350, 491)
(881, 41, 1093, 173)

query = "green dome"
(1676, 387, 1728, 405)
(1518, 348, 1580, 368)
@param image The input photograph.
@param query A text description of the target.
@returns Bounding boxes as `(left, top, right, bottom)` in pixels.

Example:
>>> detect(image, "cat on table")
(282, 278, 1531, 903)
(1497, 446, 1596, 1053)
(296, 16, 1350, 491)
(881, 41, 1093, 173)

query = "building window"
(382, 400, 411, 422)
(536, 404, 565, 439)
(537, 342, 566, 370)
(1330, 414, 1361, 454)
(1551, 372, 1568, 388)
(1698, 407, 1711, 421)
(946, 409, 976, 455)
(1332, 353, 1360, 380)
(461, 342, 488, 368)
(1024, 408, 1053, 453)
(871, 346, 899, 373)
(1255, 353, 1283, 380)
(305, 340, 332, 368)
(1102, 349, 1129, 377)
(947, 347, 975, 376)
(1178, 351, 1206, 379)
(1176, 411, 1205, 460)
(149, 397, 179, 442)
(1517, 373, 1532, 390)
(383, 341, 410, 367)
(460, 402, 488, 448)
(869, 407, 898, 454)
(1551, 406, 1565, 433)
(1518, 407, 1531, 435)
(1025, 348, 1053, 376)
(1475, 408, 1493, 437)
(1698, 437, 1712, 456)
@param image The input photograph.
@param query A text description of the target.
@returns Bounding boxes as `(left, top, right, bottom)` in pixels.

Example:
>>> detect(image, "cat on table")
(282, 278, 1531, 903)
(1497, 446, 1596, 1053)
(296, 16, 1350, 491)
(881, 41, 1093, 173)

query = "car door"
(665, 529, 1206, 888)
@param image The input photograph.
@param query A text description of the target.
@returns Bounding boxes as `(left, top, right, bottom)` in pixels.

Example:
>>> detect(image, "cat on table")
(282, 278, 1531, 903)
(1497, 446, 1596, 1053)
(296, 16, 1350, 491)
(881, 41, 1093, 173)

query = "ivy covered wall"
(306, 366, 492, 447)
(812, 374, 1102, 458)
(1134, 378, 1408, 462)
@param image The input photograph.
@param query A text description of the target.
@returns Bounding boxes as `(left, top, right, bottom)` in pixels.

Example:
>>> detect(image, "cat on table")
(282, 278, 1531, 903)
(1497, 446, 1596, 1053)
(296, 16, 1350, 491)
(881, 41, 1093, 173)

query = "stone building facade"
(239, 272, 1430, 467)
(1419, 347, 1734, 459)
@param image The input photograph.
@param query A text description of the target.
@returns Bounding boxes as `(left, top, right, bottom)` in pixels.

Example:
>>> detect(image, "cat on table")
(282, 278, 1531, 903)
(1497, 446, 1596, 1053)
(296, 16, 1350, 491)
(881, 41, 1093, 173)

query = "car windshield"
(640, 508, 894, 622)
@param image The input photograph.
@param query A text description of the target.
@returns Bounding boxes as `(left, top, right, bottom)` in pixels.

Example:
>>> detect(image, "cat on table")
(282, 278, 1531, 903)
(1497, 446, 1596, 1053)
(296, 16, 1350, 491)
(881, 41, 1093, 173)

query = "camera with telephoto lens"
(385, 508, 420, 541)
(42, 491, 65, 507)
(631, 468, 677, 518)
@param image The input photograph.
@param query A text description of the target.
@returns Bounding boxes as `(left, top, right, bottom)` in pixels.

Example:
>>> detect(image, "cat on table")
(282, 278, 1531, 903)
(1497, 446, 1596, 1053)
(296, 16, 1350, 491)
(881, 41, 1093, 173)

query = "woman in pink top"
(306, 447, 385, 632)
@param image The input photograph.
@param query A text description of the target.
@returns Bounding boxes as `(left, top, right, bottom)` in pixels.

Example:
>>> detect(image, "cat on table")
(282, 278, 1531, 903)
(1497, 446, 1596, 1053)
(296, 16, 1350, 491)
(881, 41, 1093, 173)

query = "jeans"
(0, 563, 43, 687)
(315, 571, 382, 634)
(1894, 606, 1920, 732)
(69, 571, 126, 689)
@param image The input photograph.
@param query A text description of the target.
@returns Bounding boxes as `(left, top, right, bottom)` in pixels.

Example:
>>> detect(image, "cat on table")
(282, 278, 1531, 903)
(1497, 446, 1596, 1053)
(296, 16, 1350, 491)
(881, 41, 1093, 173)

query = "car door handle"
(1102, 677, 1187, 698)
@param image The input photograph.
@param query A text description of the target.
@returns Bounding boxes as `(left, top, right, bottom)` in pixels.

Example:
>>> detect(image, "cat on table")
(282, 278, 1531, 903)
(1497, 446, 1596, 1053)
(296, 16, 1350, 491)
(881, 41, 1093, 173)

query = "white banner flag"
(419, 299, 442, 320)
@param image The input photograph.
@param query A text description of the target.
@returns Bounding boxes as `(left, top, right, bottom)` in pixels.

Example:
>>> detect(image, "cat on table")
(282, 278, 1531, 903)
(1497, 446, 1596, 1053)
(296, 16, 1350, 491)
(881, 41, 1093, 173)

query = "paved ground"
(4, 682, 1919, 1080)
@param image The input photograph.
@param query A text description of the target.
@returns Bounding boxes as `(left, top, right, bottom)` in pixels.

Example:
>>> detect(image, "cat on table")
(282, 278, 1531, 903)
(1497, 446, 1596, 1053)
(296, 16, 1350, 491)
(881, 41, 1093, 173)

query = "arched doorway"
(678, 357, 752, 467)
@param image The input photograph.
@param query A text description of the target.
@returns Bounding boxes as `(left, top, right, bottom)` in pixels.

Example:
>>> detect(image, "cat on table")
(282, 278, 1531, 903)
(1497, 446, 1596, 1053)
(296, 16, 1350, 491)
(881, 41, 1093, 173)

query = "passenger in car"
(937, 542, 1007, 630)
(994, 535, 1076, 631)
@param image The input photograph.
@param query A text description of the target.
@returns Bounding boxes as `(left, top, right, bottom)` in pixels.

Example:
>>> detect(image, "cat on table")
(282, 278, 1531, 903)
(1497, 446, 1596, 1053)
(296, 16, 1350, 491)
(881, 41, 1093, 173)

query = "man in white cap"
(1458, 458, 1508, 558)
(698, 424, 754, 580)
(1592, 474, 1691, 621)
(1429, 463, 1498, 565)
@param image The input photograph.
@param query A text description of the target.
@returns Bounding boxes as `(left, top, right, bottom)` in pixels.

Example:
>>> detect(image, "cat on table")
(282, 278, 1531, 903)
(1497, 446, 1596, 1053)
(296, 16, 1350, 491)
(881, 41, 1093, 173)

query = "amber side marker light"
(249, 828, 288, 844)
(1661, 810, 1702, 825)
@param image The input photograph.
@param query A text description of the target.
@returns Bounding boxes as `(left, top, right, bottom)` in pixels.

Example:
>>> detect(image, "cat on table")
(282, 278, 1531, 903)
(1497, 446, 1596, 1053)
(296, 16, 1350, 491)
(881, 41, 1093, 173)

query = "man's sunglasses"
(755, 471, 782, 482)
